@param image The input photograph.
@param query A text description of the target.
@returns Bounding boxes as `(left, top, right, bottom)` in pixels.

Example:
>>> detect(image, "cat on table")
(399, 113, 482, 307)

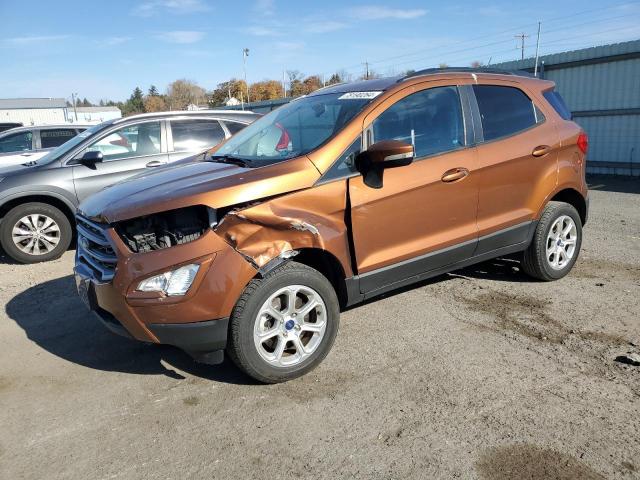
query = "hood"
(78, 156, 321, 223)
(0, 161, 39, 177)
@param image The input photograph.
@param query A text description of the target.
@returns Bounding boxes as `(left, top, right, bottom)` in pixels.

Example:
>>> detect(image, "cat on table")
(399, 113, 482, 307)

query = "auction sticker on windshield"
(338, 91, 382, 100)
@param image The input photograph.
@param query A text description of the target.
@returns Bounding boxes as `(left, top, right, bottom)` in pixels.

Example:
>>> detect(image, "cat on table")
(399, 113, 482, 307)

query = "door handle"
(532, 145, 551, 157)
(441, 168, 469, 183)
(146, 160, 164, 167)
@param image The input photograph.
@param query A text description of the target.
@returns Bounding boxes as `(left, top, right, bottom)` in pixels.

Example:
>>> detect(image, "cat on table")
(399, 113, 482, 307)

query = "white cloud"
(132, 0, 210, 17)
(349, 6, 427, 20)
(102, 36, 132, 46)
(306, 20, 348, 33)
(242, 26, 282, 36)
(254, 0, 275, 16)
(3, 35, 70, 45)
(157, 30, 205, 44)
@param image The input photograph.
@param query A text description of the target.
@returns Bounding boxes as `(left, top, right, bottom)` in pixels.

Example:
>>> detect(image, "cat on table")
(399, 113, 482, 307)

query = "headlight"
(137, 264, 200, 296)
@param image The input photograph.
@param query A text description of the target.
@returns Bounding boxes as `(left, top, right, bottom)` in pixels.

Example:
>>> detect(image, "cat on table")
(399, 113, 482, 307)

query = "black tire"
(227, 261, 340, 383)
(521, 201, 582, 281)
(0, 202, 72, 264)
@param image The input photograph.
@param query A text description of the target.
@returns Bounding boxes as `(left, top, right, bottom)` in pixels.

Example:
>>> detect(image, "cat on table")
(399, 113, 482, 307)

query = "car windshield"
(35, 122, 109, 164)
(212, 92, 374, 166)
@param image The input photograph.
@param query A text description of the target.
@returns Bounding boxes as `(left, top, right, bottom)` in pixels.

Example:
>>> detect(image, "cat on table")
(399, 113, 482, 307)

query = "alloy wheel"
(11, 214, 61, 256)
(546, 215, 577, 270)
(253, 285, 327, 367)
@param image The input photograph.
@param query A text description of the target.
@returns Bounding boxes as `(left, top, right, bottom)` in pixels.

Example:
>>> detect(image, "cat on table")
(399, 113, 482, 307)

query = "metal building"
(0, 98, 69, 126)
(494, 39, 640, 176)
(67, 106, 122, 123)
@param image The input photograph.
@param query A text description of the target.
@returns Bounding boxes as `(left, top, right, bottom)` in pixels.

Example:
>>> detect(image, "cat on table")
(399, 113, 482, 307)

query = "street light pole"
(242, 48, 250, 105)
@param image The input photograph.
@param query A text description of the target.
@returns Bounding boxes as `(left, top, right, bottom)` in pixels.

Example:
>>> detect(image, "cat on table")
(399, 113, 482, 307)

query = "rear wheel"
(0, 202, 72, 264)
(227, 261, 340, 383)
(521, 201, 582, 281)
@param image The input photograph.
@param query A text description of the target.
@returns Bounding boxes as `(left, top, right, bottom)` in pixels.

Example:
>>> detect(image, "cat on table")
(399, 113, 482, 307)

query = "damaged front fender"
(214, 181, 353, 277)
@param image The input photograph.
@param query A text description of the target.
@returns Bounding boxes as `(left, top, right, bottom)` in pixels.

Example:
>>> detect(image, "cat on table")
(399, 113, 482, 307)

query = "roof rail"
(401, 67, 535, 81)
(112, 109, 257, 124)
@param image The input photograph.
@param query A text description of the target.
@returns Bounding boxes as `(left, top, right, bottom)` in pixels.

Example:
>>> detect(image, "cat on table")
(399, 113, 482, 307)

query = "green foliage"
(122, 87, 145, 116)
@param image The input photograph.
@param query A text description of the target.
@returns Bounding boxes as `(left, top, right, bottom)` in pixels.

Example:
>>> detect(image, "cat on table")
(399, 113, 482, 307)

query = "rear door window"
(0, 131, 33, 152)
(40, 128, 77, 148)
(170, 119, 225, 152)
(372, 86, 465, 158)
(473, 85, 543, 141)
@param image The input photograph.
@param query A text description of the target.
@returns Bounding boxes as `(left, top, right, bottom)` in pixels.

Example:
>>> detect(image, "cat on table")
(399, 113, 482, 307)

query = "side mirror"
(75, 150, 103, 169)
(356, 140, 414, 189)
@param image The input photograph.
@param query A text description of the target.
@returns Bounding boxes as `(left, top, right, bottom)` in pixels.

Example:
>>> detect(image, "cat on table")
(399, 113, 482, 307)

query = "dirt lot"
(1, 175, 639, 479)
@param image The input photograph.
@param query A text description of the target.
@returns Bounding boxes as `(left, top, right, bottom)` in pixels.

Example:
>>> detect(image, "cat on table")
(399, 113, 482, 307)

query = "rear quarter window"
(473, 85, 543, 142)
(543, 90, 572, 120)
(224, 121, 248, 135)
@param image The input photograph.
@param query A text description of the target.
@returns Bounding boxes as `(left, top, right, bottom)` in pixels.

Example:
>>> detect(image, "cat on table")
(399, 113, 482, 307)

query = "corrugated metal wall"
(0, 107, 68, 126)
(494, 40, 640, 176)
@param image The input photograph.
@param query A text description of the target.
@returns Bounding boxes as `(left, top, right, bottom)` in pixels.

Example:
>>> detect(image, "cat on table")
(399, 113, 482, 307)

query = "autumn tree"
(144, 95, 167, 112)
(208, 79, 248, 106)
(166, 79, 206, 110)
(249, 80, 283, 101)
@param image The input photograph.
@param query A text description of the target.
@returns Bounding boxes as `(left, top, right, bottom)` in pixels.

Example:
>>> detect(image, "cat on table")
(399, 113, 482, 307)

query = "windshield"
(36, 122, 109, 164)
(213, 92, 374, 166)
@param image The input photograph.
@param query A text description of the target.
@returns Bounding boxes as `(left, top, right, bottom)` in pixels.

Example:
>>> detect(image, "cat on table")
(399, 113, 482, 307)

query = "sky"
(1, 0, 639, 103)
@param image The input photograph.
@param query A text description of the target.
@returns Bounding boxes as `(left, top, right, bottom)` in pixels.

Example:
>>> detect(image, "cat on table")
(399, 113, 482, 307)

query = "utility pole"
(71, 92, 78, 121)
(515, 33, 529, 61)
(534, 22, 542, 77)
(363, 61, 370, 80)
(242, 48, 250, 104)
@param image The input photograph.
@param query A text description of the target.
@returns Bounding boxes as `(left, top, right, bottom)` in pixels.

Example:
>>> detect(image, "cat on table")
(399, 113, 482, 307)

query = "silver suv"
(0, 110, 259, 263)
(0, 124, 90, 167)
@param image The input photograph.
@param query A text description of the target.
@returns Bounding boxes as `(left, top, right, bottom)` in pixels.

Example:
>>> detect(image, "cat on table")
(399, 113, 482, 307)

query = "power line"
(316, 1, 639, 78)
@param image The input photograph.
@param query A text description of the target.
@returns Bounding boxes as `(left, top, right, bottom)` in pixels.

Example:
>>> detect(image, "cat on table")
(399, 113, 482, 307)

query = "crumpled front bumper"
(74, 224, 257, 358)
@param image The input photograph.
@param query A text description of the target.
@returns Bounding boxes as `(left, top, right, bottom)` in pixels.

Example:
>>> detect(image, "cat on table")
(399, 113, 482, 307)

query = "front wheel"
(521, 201, 583, 281)
(227, 261, 340, 383)
(0, 202, 72, 264)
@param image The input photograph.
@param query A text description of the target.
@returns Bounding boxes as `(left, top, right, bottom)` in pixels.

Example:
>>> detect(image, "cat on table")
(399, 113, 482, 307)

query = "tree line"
(86, 61, 484, 116)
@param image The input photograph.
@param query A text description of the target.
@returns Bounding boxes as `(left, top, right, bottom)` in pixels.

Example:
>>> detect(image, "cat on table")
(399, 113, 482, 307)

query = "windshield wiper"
(208, 154, 252, 167)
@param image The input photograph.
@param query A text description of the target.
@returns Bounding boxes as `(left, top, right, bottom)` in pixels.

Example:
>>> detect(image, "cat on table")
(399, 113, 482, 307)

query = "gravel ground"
(1, 175, 639, 479)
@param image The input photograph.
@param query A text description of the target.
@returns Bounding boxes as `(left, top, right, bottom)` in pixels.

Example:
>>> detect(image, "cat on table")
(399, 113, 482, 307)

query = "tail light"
(275, 122, 291, 151)
(577, 132, 588, 154)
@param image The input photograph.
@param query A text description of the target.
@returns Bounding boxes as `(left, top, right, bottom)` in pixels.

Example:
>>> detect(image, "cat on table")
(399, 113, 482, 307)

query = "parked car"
(74, 69, 588, 383)
(0, 122, 23, 133)
(0, 110, 259, 263)
(0, 124, 91, 167)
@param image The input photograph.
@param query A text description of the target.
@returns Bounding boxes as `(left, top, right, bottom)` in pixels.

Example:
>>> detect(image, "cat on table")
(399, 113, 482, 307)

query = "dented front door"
(349, 82, 479, 288)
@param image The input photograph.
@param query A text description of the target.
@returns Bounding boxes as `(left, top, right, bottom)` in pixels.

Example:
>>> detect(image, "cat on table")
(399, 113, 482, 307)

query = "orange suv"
(74, 68, 588, 383)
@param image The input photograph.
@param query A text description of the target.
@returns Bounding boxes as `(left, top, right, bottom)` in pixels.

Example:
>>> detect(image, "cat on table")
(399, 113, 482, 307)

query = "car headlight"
(137, 264, 200, 296)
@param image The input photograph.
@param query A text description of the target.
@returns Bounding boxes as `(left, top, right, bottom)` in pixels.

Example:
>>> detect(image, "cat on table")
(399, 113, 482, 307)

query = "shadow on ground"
(5, 274, 256, 385)
(8, 259, 529, 379)
(587, 174, 640, 194)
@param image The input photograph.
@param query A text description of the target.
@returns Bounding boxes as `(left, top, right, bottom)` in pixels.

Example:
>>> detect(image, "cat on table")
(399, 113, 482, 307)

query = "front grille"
(76, 215, 118, 282)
